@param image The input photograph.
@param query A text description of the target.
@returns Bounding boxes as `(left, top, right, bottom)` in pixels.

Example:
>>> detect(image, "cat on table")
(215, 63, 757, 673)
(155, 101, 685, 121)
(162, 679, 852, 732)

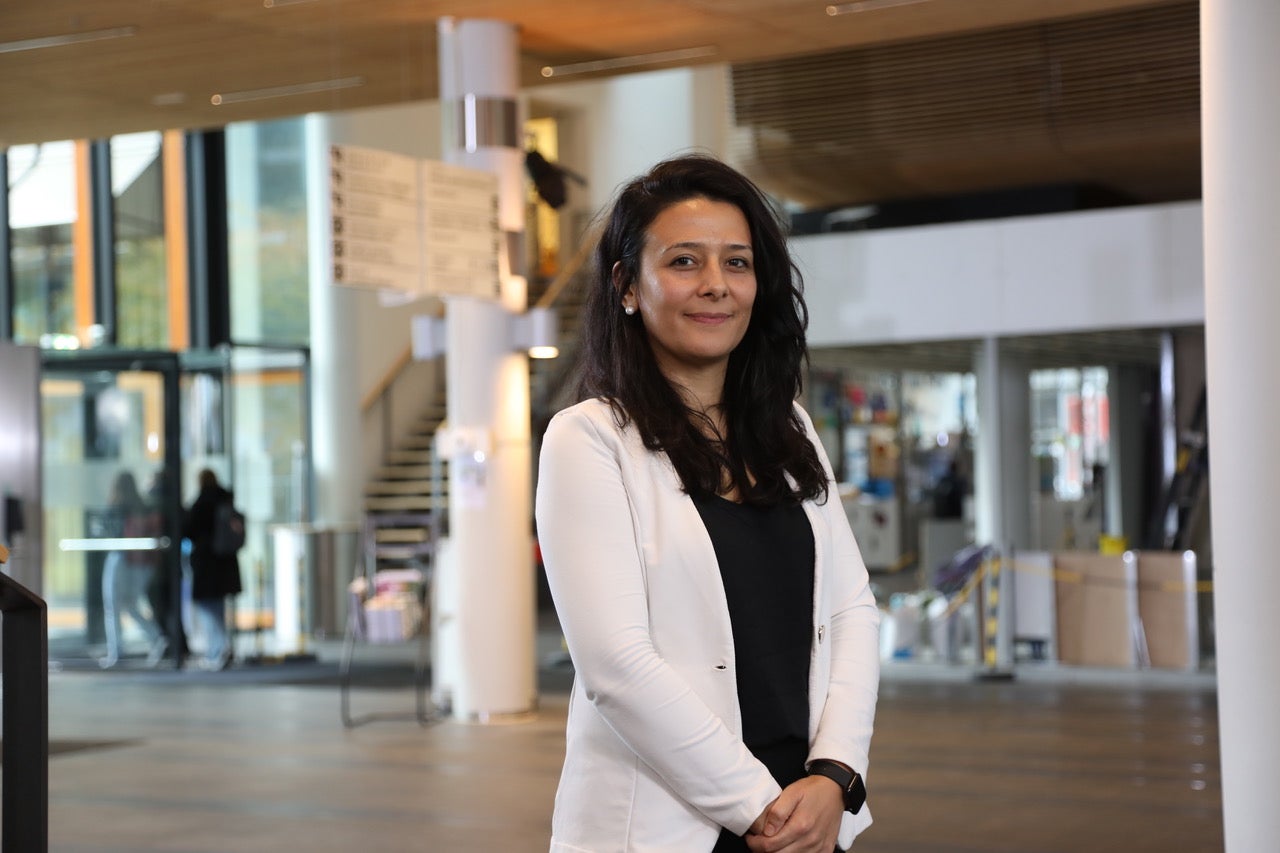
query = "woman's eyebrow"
(663, 240, 753, 252)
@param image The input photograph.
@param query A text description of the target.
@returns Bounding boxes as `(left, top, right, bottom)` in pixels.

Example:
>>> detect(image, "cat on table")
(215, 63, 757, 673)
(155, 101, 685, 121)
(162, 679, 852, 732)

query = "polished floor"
(36, 658, 1222, 853)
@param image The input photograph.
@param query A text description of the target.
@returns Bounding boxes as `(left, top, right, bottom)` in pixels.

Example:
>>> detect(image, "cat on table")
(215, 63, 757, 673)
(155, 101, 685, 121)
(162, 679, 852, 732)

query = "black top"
(692, 493, 814, 851)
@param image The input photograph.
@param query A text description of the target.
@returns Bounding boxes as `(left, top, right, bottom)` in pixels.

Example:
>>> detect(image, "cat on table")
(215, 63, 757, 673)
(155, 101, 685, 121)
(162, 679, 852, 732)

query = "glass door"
(180, 344, 312, 657)
(41, 352, 181, 667)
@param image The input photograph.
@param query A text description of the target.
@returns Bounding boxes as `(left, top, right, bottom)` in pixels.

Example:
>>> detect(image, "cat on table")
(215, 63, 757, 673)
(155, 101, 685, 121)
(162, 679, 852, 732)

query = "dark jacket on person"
(183, 484, 243, 600)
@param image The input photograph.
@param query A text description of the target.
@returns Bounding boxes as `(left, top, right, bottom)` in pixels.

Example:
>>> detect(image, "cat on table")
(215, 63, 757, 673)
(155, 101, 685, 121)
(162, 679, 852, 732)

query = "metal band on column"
(458, 95, 519, 152)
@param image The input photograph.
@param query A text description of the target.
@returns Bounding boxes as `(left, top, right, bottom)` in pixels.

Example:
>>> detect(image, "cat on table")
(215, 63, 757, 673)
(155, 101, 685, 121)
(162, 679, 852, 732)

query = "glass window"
(7, 141, 82, 346)
(111, 132, 170, 349)
(226, 118, 310, 346)
(1030, 367, 1110, 499)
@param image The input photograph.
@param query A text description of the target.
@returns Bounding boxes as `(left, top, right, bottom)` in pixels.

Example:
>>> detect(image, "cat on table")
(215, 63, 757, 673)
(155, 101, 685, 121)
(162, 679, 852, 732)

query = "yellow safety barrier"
(937, 553, 1212, 619)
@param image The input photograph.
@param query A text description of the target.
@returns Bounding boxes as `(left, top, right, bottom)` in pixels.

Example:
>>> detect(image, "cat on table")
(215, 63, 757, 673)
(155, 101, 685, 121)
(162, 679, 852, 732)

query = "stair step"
(374, 464, 436, 480)
(400, 434, 436, 449)
(373, 543, 434, 560)
(366, 480, 446, 496)
(386, 449, 435, 464)
(413, 415, 446, 430)
(375, 527, 430, 543)
(375, 464, 448, 480)
(364, 511, 434, 527)
(366, 495, 447, 512)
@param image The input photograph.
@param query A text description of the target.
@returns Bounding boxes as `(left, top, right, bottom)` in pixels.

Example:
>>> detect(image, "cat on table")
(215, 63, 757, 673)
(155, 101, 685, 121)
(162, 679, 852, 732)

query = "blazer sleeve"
(536, 406, 781, 835)
(799, 405, 881, 781)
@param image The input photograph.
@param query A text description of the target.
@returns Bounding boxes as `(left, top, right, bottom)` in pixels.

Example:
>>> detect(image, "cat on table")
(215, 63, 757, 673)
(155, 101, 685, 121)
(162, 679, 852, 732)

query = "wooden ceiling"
(730, 0, 1200, 206)
(1, 0, 1197, 206)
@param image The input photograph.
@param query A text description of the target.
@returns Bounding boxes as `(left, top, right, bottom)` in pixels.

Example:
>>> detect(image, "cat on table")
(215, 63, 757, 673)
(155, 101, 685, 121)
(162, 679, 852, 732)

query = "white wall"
(796, 201, 1205, 347)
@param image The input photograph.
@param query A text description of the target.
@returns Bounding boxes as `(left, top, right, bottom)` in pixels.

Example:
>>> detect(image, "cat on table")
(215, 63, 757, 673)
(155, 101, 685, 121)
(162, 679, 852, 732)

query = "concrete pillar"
(972, 338, 1032, 553)
(434, 17, 536, 721)
(1106, 364, 1149, 547)
(1202, 1, 1280, 848)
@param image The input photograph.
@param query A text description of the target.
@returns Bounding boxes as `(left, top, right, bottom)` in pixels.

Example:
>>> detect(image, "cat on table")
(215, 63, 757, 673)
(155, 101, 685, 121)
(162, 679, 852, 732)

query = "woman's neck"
(672, 380, 727, 439)
(661, 363, 726, 423)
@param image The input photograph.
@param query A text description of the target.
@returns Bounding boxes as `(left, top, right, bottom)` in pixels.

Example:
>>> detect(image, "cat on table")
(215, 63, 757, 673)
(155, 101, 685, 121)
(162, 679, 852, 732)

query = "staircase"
(363, 389, 448, 573)
(530, 267, 589, 422)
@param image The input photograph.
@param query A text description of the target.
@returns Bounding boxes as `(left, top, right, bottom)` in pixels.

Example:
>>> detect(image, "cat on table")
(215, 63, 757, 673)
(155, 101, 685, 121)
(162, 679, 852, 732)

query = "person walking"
(100, 470, 164, 668)
(182, 468, 242, 670)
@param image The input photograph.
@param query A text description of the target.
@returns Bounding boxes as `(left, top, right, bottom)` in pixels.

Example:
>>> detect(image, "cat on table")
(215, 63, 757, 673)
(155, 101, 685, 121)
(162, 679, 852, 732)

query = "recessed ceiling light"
(540, 46, 718, 78)
(152, 92, 187, 107)
(211, 76, 365, 106)
(263, 0, 321, 7)
(0, 25, 137, 55)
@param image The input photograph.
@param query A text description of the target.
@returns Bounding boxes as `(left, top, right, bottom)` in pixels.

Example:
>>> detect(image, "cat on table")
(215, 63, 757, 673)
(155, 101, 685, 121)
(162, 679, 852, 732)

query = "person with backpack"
(182, 468, 244, 670)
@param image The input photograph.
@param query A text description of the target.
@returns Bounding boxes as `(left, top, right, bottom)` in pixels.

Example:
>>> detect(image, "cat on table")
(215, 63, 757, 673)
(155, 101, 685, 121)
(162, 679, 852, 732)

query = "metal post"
(0, 569, 49, 852)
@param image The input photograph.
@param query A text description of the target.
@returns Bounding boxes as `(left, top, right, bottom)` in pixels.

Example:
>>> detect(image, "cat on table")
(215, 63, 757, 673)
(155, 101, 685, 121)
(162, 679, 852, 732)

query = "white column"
(1202, 2, 1280, 848)
(972, 338, 1032, 552)
(435, 17, 536, 721)
(304, 115, 364, 527)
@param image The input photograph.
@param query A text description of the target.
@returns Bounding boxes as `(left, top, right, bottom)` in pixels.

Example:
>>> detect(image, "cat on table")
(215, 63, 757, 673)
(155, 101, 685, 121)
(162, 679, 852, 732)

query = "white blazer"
(536, 399, 880, 852)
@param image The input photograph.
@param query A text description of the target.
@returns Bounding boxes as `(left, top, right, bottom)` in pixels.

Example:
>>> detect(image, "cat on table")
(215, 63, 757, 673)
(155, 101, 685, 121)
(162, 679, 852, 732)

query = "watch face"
(847, 773, 867, 814)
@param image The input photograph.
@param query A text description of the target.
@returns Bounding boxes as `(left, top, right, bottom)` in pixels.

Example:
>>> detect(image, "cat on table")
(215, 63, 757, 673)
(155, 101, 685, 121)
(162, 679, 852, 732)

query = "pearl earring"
(624, 305, 636, 315)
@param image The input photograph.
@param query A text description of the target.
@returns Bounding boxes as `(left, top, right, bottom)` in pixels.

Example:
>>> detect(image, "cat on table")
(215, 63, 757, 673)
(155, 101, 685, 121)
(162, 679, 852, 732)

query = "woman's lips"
(687, 312, 731, 324)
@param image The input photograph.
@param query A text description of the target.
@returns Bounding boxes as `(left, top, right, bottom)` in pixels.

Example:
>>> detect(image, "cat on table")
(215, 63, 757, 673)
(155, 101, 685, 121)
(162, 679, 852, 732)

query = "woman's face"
(619, 197, 757, 384)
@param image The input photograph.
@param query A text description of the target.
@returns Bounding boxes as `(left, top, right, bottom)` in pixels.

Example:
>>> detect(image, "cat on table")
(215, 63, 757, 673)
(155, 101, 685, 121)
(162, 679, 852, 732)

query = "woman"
(100, 470, 164, 668)
(536, 155, 880, 852)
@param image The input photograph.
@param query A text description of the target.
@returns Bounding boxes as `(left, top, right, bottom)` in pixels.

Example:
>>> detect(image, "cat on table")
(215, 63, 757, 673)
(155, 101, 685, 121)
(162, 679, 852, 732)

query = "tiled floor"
(36, 658, 1223, 853)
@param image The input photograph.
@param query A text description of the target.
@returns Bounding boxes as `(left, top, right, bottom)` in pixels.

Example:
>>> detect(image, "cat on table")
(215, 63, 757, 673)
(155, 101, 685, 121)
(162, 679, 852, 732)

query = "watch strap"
(806, 759, 867, 814)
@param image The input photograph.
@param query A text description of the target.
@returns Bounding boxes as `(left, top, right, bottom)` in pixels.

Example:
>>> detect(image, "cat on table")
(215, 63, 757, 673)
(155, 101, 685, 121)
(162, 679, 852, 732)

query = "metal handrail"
(0, 565, 49, 852)
(360, 345, 413, 414)
(533, 221, 601, 311)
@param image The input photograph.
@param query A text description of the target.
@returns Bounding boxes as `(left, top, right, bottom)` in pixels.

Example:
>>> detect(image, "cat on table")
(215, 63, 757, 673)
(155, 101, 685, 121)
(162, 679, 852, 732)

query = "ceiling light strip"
(0, 26, 138, 55)
(541, 45, 717, 78)
(212, 76, 365, 105)
(826, 0, 931, 15)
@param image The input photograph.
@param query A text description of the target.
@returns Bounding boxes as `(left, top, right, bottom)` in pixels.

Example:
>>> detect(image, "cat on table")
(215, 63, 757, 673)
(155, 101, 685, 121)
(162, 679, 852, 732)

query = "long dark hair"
(573, 154, 827, 505)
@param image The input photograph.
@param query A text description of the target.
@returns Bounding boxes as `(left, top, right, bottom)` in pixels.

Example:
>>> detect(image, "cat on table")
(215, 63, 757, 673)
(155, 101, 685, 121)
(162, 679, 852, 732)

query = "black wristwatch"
(806, 759, 867, 815)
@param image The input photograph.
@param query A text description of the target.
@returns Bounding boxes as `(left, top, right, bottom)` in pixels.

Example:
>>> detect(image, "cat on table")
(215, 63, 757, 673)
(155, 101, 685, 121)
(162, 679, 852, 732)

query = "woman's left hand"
(743, 775, 843, 852)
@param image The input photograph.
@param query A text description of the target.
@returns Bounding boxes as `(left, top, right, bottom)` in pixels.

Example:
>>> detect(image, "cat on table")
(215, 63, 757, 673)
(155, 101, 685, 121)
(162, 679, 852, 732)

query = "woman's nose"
(700, 265, 729, 296)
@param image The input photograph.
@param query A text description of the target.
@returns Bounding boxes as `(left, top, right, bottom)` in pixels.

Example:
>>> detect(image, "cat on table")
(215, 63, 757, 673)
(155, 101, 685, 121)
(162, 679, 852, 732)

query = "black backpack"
(210, 500, 246, 557)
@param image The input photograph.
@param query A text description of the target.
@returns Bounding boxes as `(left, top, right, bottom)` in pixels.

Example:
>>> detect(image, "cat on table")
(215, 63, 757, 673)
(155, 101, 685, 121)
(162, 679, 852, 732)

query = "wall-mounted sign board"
(330, 145, 499, 301)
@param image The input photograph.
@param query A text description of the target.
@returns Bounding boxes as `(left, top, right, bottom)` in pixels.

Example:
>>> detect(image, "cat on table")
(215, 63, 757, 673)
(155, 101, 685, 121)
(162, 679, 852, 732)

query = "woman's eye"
(728, 257, 752, 269)
(671, 255, 697, 267)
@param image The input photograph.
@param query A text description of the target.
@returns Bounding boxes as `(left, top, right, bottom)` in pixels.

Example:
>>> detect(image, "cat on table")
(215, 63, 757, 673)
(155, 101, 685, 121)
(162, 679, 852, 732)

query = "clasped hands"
(744, 774, 844, 852)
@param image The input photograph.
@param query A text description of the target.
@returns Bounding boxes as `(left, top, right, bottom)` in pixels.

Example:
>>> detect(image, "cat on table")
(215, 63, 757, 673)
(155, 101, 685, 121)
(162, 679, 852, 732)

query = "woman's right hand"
(743, 776, 844, 852)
